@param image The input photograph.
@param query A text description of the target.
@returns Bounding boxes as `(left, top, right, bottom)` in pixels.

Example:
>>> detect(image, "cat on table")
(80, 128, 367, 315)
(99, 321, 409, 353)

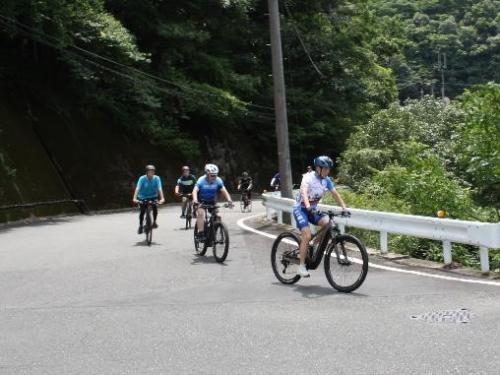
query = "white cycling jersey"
(295, 171, 335, 207)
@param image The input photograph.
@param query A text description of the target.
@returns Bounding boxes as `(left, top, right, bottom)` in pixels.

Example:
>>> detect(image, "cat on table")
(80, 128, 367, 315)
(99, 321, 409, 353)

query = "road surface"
(1, 203, 499, 374)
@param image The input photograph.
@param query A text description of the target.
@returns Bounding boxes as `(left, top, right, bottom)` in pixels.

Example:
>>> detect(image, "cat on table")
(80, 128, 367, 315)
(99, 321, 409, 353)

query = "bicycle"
(271, 210, 368, 292)
(239, 190, 252, 213)
(139, 199, 158, 246)
(193, 203, 232, 263)
(181, 193, 195, 230)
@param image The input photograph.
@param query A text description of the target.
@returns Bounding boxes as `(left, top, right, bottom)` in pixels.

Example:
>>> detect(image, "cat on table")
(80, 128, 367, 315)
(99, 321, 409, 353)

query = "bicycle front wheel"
(271, 232, 301, 284)
(185, 202, 192, 230)
(324, 234, 368, 292)
(146, 206, 153, 246)
(212, 222, 229, 263)
(194, 223, 207, 256)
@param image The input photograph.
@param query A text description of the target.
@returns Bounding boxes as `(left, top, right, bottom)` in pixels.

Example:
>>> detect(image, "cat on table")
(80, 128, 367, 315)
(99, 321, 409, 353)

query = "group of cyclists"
(132, 155, 349, 278)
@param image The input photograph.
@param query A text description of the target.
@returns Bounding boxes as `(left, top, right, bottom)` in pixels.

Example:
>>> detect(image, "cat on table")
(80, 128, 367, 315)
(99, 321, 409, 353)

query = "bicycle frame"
(305, 214, 342, 270)
(200, 204, 221, 246)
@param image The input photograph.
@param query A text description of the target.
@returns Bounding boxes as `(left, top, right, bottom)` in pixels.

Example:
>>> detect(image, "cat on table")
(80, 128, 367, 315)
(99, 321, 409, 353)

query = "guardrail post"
(380, 231, 388, 254)
(277, 210, 283, 224)
(479, 246, 490, 274)
(266, 207, 273, 220)
(443, 241, 452, 265)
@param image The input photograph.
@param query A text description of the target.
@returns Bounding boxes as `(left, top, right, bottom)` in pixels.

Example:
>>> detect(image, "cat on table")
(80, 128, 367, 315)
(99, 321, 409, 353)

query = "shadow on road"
(0, 217, 74, 234)
(133, 241, 162, 247)
(271, 282, 368, 299)
(190, 255, 230, 266)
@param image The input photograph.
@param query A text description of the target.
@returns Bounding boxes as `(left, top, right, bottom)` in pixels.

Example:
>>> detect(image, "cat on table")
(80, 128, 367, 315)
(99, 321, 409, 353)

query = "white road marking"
(237, 214, 500, 287)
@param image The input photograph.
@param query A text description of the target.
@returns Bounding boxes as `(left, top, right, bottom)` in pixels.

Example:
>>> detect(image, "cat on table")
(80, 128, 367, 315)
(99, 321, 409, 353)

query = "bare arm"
(221, 187, 232, 203)
(158, 187, 165, 204)
(301, 185, 311, 209)
(132, 187, 139, 203)
(174, 185, 180, 195)
(331, 189, 347, 210)
(192, 186, 199, 204)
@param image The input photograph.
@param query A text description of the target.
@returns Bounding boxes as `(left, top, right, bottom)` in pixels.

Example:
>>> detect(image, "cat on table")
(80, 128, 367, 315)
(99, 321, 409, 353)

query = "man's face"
(182, 168, 189, 176)
(207, 174, 217, 182)
(307, 166, 312, 173)
(146, 170, 155, 178)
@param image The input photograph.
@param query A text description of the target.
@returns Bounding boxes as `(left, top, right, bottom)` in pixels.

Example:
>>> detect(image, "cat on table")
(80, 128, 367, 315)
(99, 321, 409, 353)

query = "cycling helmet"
(242, 171, 249, 177)
(313, 156, 333, 168)
(205, 163, 219, 175)
(145, 164, 156, 171)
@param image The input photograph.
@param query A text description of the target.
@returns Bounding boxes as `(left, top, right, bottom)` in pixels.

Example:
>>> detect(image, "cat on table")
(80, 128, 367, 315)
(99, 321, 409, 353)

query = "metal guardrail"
(262, 192, 500, 273)
(0, 199, 89, 214)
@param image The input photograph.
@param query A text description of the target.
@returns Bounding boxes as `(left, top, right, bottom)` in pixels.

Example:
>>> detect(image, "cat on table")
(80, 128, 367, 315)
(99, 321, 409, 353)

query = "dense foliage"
(368, 0, 500, 99)
(336, 84, 500, 268)
(0, 0, 399, 175)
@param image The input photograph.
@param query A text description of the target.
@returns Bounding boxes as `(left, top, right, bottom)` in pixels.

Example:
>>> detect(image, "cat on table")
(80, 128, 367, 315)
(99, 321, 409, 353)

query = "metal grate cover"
(411, 309, 473, 324)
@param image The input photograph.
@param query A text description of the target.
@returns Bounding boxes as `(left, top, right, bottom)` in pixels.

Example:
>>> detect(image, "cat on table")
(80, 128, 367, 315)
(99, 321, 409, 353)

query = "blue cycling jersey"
(137, 175, 162, 200)
(196, 175, 224, 203)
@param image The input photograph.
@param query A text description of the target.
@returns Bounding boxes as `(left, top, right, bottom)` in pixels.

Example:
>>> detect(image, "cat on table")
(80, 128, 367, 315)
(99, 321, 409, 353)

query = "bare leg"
(196, 207, 205, 232)
(299, 227, 312, 265)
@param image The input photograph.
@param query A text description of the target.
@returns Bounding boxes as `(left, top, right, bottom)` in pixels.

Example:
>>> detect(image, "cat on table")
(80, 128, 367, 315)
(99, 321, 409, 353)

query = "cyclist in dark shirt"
(270, 172, 280, 190)
(237, 171, 253, 204)
(174, 166, 197, 218)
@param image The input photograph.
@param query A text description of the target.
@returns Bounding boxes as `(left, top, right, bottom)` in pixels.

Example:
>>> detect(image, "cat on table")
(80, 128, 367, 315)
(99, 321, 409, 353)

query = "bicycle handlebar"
(311, 208, 351, 218)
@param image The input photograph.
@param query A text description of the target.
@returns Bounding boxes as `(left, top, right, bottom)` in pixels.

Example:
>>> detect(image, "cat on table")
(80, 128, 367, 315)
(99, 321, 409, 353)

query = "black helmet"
(313, 156, 333, 168)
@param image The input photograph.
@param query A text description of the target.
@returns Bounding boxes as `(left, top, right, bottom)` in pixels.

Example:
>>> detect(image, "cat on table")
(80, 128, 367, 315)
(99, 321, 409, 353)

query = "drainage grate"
(410, 309, 473, 324)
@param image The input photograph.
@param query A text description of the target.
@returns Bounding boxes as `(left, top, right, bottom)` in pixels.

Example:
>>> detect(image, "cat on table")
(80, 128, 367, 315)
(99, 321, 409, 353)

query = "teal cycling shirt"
(137, 175, 162, 200)
(196, 175, 224, 202)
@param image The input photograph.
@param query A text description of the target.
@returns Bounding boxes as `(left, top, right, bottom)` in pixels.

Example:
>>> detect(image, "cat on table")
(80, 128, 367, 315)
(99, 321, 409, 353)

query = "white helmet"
(204, 163, 219, 175)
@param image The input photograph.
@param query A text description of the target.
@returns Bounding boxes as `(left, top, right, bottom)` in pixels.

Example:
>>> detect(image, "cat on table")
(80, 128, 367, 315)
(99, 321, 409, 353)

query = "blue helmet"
(313, 155, 333, 168)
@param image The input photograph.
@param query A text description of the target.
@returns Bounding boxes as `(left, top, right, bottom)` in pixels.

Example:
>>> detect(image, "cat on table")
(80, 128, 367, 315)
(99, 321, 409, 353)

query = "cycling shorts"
(293, 206, 326, 230)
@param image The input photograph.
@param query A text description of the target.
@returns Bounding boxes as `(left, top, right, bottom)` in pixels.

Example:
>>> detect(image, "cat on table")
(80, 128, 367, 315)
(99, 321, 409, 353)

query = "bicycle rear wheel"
(240, 195, 246, 213)
(213, 222, 229, 263)
(194, 222, 207, 256)
(324, 234, 368, 292)
(271, 232, 301, 284)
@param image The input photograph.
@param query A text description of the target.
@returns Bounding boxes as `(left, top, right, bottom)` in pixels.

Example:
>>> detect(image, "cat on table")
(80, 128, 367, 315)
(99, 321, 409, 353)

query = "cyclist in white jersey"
(293, 156, 348, 277)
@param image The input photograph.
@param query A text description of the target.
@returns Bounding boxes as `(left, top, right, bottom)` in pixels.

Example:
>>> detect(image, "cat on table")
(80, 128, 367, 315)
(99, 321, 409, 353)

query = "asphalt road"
(1, 203, 499, 375)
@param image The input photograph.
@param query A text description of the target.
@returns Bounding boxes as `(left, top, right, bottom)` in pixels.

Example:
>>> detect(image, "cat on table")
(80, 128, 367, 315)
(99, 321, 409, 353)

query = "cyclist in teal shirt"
(132, 165, 165, 234)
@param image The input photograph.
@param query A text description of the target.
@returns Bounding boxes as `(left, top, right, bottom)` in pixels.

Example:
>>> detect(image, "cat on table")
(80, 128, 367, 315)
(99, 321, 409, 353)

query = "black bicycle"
(271, 210, 369, 292)
(193, 203, 232, 263)
(139, 199, 157, 246)
(181, 194, 195, 230)
(239, 190, 252, 213)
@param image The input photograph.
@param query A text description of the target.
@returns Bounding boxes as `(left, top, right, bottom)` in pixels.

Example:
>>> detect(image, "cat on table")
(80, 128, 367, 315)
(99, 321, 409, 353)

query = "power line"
(0, 18, 276, 124)
(283, 3, 325, 79)
(0, 13, 275, 113)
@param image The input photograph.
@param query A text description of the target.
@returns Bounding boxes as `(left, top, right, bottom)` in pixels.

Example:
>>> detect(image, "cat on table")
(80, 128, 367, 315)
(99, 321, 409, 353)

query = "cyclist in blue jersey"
(192, 163, 233, 240)
(293, 156, 348, 277)
(132, 165, 165, 234)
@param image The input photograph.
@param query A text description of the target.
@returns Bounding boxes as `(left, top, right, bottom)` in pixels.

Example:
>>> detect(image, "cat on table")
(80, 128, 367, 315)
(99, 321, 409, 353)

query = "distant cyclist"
(270, 172, 280, 190)
(293, 156, 348, 277)
(237, 171, 253, 205)
(132, 165, 165, 234)
(174, 166, 197, 218)
(192, 164, 233, 241)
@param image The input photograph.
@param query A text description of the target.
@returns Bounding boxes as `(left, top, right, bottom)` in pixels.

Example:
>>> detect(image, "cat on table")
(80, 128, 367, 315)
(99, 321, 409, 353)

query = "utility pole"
(435, 51, 447, 101)
(268, 0, 293, 199)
